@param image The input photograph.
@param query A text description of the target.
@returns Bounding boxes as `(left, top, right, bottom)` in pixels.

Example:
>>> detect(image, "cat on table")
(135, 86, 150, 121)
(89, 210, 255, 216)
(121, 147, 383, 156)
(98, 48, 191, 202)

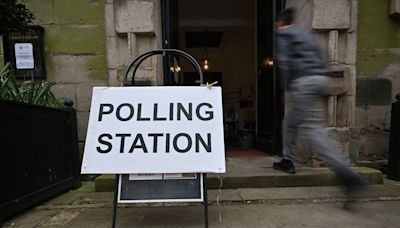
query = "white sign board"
(14, 43, 34, 69)
(81, 87, 226, 174)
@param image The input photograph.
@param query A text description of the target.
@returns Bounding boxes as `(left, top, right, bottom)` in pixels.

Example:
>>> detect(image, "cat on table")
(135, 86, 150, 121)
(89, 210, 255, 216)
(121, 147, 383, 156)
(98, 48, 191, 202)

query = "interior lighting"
(266, 57, 274, 67)
(202, 59, 209, 71)
(170, 65, 181, 73)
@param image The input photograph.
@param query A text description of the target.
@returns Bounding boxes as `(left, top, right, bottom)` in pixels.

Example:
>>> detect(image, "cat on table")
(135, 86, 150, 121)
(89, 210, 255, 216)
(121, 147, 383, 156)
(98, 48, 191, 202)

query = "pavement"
(3, 179, 400, 228)
(3, 157, 396, 227)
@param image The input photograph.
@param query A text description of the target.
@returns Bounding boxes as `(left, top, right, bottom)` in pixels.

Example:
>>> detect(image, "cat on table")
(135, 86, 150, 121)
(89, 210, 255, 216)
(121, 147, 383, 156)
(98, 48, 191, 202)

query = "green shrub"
(0, 63, 63, 108)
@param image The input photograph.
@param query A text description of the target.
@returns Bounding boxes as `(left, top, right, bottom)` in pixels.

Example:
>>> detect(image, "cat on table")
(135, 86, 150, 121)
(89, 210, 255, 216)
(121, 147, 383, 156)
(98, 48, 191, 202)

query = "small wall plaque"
(2, 26, 46, 79)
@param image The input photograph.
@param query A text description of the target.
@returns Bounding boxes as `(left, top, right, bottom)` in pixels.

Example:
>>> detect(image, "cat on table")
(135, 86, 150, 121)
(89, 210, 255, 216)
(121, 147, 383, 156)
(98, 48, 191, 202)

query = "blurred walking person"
(273, 8, 367, 208)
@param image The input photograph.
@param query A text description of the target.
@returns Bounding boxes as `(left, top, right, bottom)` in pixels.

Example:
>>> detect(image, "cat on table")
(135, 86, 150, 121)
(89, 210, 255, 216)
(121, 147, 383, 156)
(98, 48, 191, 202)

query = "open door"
(256, 0, 284, 154)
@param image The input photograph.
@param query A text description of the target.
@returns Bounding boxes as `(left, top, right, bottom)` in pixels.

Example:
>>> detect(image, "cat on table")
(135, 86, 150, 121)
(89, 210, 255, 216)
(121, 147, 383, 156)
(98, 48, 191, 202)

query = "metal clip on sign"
(112, 49, 209, 228)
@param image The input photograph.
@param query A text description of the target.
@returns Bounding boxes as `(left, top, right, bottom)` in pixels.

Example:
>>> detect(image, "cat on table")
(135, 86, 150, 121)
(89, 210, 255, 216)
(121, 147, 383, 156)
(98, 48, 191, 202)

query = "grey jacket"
(275, 25, 327, 89)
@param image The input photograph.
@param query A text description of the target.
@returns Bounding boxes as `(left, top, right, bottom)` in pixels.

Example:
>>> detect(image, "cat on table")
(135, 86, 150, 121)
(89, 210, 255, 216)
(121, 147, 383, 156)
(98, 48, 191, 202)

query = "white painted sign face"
(81, 87, 226, 174)
(14, 43, 34, 69)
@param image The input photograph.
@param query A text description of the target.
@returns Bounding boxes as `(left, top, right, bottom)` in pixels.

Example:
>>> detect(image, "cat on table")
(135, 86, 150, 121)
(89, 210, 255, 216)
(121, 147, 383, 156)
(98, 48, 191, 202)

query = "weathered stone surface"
(53, 0, 104, 25)
(338, 32, 357, 65)
(358, 131, 390, 160)
(390, 0, 400, 20)
(356, 78, 392, 106)
(357, 49, 400, 77)
(285, 0, 312, 28)
(312, 0, 351, 30)
(44, 25, 106, 55)
(355, 103, 391, 159)
(25, 0, 54, 25)
(327, 30, 339, 63)
(295, 127, 351, 165)
(41, 210, 81, 226)
(392, 72, 400, 101)
(382, 63, 400, 78)
(136, 35, 156, 62)
(326, 65, 351, 96)
(47, 55, 107, 83)
(95, 174, 116, 192)
(122, 66, 156, 82)
(2, 208, 59, 228)
(327, 127, 351, 164)
(77, 111, 90, 141)
(76, 83, 107, 112)
(286, 0, 351, 30)
(114, 0, 155, 33)
(95, 164, 383, 192)
(358, 0, 400, 50)
(294, 135, 313, 165)
(105, 36, 130, 69)
(50, 83, 77, 107)
(356, 105, 391, 130)
(104, 2, 118, 37)
(336, 95, 354, 127)
(107, 68, 126, 86)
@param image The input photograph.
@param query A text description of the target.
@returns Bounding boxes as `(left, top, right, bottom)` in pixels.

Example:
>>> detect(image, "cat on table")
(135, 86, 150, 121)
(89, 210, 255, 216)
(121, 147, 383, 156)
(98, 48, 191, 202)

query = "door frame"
(161, 0, 285, 154)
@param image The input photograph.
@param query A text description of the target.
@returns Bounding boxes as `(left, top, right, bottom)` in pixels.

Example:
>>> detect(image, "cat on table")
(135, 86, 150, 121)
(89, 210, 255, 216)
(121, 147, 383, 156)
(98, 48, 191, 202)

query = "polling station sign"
(81, 87, 226, 174)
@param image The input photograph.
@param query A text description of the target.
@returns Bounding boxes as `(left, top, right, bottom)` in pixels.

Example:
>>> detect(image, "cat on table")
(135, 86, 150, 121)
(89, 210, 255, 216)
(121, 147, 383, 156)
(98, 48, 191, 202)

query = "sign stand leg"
(112, 174, 120, 228)
(203, 173, 209, 228)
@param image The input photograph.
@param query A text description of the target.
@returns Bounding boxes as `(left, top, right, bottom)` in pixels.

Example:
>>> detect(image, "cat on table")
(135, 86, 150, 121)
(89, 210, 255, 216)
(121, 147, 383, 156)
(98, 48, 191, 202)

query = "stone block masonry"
(285, 0, 358, 165)
(356, 0, 400, 160)
(22, 0, 108, 159)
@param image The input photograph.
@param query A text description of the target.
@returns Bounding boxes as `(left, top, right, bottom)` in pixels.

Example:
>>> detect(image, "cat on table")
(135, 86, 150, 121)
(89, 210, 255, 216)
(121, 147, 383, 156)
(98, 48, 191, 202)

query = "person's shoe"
(273, 159, 296, 174)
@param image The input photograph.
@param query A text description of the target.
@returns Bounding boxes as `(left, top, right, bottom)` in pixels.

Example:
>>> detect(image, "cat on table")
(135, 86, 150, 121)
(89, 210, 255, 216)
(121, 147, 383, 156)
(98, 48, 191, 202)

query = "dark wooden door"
(161, 0, 179, 85)
(256, 0, 284, 154)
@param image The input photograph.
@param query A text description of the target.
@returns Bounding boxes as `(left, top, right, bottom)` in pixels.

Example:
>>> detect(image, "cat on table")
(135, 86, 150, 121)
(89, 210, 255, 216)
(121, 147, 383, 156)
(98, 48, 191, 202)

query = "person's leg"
(302, 125, 368, 210)
(273, 87, 303, 174)
(302, 126, 366, 185)
(295, 76, 363, 180)
(273, 112, 298, 174)
(296, 76, 368, 209)
(282, 109, 299, 161)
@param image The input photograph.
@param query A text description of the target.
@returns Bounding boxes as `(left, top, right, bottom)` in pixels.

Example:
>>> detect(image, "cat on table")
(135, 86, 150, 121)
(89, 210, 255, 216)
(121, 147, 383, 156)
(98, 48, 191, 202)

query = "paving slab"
(2, 209, 60, 228)
(4, 180, 400, 227)
(5, 201, 400, 228)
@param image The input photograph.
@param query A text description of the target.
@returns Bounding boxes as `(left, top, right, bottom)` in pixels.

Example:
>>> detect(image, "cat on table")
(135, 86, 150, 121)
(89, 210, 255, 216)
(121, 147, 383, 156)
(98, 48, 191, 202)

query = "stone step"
(94, 157, 383, 192)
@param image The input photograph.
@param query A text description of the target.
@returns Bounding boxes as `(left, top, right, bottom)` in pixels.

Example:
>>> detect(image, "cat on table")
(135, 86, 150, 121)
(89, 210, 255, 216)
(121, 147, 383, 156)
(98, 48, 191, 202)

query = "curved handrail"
(123, 49, 204, 86)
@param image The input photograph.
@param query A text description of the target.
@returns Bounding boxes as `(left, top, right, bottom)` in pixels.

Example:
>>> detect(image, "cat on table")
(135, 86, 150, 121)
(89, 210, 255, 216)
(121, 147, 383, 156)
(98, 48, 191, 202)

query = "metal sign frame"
(111, 49, 209, 228)
(117, 173, 204, 203)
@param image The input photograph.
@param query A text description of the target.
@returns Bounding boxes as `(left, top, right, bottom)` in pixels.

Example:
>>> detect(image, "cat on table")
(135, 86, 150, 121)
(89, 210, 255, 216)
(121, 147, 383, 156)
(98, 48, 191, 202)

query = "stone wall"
(356, 0, 400, 160)
(21, 0, 109, 158)
(7, 0, 165, 159)
(285, 0, 358, 165)
(105, 0, 163, 87)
